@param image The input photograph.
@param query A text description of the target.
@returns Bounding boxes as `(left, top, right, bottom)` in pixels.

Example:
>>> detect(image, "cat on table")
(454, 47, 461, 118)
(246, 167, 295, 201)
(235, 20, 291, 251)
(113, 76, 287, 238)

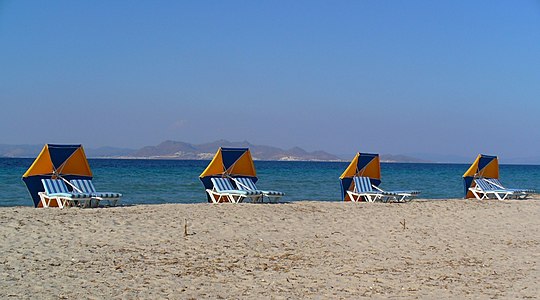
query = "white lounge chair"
(70, 179, 123, 207)
(348, 176, 420, 203)
(207, 177, 263, 203)
(485, 178, 534, 199)
(347, 176, 384, 202)
(233, 177, 285, 203)
(469, 178, 514, 200)
(381, 189, 421, 202)
(39, 179, 92, 208)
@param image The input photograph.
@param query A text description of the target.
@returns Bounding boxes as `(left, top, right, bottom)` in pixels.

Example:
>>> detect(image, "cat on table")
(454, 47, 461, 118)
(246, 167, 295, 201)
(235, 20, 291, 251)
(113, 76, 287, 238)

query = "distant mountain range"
(2, 142, 538, 164)
(132, 140, 343, 161)
(0, 141, 430, 163)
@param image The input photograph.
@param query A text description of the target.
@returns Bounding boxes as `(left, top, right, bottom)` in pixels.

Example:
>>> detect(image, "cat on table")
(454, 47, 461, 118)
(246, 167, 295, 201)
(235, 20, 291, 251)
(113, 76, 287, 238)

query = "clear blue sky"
(1, 1, 539, 160)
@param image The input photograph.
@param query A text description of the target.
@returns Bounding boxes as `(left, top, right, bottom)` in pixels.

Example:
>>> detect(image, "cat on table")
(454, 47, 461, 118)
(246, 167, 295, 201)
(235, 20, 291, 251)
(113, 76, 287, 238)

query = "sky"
(1, 1, 539, 161)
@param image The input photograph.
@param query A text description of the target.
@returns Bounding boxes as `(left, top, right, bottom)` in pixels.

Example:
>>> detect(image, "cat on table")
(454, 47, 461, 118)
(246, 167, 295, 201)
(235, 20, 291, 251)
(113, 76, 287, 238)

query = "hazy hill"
(135, 141, 197, 157)
(0, 144, 41, 158)
(131, 140, 342, 161)
(0, 141, 436, 163)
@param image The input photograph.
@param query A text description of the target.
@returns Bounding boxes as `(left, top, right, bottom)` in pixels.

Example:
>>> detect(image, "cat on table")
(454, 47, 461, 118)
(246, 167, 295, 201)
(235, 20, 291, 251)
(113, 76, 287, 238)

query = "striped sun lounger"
(234, 177, 284, 203)
(470, 178, 533, 200)
(348, 176, 419, 203)
(207, 177, 263, 203)
(347, 176, 384, 202)
(485, 178, 534, 199)
(469, 178, 514, 200)
(70, 179, 122, 207)
(39, 178, 92, 208)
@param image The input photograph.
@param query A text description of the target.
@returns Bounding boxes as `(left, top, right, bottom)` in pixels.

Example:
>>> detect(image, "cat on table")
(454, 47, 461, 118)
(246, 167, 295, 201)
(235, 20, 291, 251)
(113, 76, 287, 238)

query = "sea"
(2, 158, 539, 207)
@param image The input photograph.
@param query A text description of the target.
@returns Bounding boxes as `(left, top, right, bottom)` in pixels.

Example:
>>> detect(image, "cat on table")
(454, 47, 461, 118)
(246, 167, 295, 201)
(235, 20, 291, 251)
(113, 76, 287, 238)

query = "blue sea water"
(2, 158, 539, 207)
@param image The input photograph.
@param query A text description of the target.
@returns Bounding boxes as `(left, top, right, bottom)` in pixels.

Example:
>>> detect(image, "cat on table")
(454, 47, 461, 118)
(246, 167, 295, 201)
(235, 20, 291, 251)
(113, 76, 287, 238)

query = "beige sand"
(1, 199, 538, 299)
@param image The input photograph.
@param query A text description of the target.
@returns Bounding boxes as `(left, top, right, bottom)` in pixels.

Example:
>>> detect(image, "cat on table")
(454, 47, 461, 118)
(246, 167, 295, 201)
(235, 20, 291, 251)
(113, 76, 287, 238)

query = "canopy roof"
(200, 147, 258, 201)
(22, 144, 92, 207)
(462, 154, 499, 198)
(339, 153, 382, 201)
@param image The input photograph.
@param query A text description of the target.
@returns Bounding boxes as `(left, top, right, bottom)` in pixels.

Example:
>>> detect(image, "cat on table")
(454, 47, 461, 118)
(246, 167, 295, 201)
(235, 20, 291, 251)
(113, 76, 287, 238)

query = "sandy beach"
(1, 198, 538, 299)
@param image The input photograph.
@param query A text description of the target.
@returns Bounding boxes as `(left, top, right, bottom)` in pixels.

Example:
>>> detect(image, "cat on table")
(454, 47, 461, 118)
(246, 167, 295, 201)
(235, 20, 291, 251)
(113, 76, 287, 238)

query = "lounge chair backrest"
(42, 179, 70, 194)
(485, 178, 504, 189)
(70, 179, 97, 193)
(235, 177, 258, 191)
(474, 178, 494, 191)
(211, 177, 236, 191)
(353, 176, 374, 192)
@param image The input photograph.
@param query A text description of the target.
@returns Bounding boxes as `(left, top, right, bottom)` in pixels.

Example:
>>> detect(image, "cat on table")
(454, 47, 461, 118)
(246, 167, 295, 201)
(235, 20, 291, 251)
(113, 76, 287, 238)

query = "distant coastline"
(0, 140, 428, 163)
(2, 141, 540, 164)
(85, 156, 431, 164)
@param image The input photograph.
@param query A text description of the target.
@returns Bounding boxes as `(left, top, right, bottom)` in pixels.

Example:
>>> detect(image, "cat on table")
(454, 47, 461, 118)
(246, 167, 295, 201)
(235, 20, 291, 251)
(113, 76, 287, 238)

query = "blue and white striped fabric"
(471, 178, 518, 200)
(211, 177, 236, 191)
(485, 178, 535, 193)
(381, 190, 421, 196)
(70, 179, 97, 193)
(42, 178, 70, 194)
(262, 190, 285, 196)
(235, 177, 258, 191)
(41, 179, 92, 198)
(474, 178, 500, 191)
(350, 176, 418, 202)
(211, 178, 261, 196)
(70, 179, 122, 198)
(353, 176, 375, 193)
(235, 177, 285, 196)
(485, 178, 504, 189)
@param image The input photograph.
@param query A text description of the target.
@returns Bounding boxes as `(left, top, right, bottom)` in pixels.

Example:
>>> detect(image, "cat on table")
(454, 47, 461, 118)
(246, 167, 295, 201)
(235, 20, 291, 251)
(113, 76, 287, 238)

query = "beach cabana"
(463, 154, 534, 199)
(340, 153, 419, 202)
(339, 153, 381, 201)
(200, 147, 258, 202)
(22, 144, 93, 207)
(462, 154, 499, 199)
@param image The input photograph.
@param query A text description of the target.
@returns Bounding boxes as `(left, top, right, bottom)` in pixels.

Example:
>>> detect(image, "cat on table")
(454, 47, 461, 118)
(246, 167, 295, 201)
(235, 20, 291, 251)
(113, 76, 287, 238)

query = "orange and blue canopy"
(462, 154, 499, 198)
(200, 147, 257, 201)
(22, 144, 93, 207)
(339, 153, 381, 201)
